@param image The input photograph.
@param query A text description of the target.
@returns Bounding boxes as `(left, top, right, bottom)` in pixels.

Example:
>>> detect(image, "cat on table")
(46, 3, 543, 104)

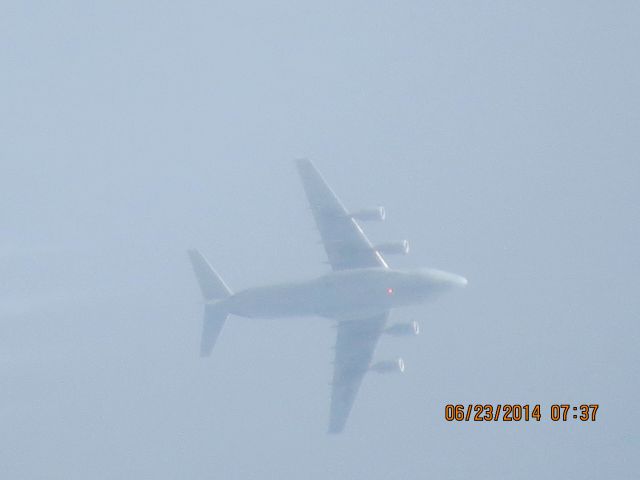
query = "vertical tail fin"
(187, 249, 232, 356)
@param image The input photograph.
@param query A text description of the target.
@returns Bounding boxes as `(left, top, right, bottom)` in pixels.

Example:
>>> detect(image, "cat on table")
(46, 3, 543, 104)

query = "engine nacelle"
(370, 358, 405, 374)
(350, 206, 385, 222)
(385, 320, 420, 336)
(375, 240, 410, 255)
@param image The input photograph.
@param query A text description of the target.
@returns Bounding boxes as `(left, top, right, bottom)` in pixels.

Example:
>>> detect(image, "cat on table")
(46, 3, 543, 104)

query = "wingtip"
(294, 158, 314, 170)
(327, 416, 347, 434)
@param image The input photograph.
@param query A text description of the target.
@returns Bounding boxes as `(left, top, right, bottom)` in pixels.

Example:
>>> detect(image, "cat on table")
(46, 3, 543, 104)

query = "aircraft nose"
(422, 269, 468, 289)
(447, 273, 468, 288)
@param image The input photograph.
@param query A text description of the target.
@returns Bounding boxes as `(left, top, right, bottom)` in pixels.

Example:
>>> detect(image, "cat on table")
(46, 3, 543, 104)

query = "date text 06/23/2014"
(444, 404, 599, 422)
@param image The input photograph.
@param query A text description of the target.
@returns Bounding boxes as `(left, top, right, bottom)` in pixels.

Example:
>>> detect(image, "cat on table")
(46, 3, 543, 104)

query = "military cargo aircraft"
(189, 159, 467, 433)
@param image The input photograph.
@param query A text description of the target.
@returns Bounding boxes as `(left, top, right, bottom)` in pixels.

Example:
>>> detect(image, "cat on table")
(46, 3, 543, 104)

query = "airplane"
(188, 159, 467, 433)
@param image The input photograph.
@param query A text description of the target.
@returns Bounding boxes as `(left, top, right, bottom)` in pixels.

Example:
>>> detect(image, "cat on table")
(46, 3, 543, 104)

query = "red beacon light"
(386, 287, 394, 295)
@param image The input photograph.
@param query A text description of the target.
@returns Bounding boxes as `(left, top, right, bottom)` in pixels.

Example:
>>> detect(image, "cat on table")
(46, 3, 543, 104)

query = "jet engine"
(349, 207, 385, 222)
(385, 320, 420, 336)
(370, 358, 405, 374)
(375, 240, 410, 255)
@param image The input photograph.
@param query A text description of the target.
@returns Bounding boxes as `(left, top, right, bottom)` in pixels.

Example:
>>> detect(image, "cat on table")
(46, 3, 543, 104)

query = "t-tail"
(187, 249, 232, 357)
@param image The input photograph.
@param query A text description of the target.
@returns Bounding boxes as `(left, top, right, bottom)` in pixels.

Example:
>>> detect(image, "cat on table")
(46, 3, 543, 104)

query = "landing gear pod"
(349, 206, 386, 221)
(370, 358, 405, 374)
(385, 320, 420, 336)
(375, 240, 410, 255)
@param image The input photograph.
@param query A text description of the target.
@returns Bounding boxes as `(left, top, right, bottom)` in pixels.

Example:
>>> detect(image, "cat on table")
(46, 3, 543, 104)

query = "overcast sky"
(2, 1, 639, 479)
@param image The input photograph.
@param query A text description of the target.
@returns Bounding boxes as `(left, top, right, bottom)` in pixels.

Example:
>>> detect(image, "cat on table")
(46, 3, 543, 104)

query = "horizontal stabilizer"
(200, 303, 229, 357)
(188, 249, 232, 300)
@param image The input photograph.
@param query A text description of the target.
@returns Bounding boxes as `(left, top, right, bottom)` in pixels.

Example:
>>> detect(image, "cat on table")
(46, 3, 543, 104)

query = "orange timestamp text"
(444, 404, 599, 422)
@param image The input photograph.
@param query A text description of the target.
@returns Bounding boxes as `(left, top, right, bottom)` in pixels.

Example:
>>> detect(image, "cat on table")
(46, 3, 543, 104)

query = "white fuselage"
(217, 268, 467, 319)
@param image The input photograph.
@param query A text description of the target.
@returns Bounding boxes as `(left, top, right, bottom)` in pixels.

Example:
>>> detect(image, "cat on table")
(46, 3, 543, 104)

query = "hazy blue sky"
(2, 1, 639, 479)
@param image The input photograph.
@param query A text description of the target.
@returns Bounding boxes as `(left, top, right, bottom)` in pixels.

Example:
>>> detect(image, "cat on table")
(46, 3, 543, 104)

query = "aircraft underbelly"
(227, 279, 390, 319)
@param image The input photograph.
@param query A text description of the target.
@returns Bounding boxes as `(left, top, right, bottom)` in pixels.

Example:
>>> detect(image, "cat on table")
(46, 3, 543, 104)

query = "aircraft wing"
(296, 159, 388, 270)
(328, 311, 389, 433)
